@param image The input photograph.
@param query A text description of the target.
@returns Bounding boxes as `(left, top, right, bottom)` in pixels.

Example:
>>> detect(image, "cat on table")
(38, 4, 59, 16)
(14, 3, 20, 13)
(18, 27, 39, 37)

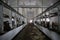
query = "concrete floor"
(12, 23, 51, 40)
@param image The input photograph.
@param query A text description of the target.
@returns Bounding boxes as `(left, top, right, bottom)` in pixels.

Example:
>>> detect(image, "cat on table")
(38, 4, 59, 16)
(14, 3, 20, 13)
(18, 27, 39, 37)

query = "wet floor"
(12, 23, 51, 40)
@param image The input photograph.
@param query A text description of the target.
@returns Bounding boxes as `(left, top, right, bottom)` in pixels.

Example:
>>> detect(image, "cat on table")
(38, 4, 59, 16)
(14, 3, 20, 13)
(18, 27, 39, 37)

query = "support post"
(0, 4, 4, 34)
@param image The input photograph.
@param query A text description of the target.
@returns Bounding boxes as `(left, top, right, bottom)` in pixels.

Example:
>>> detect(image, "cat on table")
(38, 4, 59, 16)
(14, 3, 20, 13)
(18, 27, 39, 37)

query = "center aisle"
(12, 23, 51, 40)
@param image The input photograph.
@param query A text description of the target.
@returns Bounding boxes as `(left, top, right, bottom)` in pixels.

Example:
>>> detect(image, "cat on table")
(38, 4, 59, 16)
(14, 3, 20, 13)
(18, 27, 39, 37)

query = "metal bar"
(0, 0, 25, 18)
(12, 6, 48, 8)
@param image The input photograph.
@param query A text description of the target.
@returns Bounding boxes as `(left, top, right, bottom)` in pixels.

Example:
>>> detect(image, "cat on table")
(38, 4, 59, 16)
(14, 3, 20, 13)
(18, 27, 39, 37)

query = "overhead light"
(43, 14, 45, 16)
(46, 18, 50, 22)
(46, 12, 49, 15)
(12, 18, 14, 21)
(41, 19, 42, 21)
(51, 3, 53, 5)
(43, 18, 45, 21)
(29, 20, 33, 23)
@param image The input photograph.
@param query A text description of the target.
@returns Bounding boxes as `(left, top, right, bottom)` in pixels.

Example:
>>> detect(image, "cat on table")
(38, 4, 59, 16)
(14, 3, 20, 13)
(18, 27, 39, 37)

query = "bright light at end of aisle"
(46, 18, 50, 22)
(29, 20, 33, 23)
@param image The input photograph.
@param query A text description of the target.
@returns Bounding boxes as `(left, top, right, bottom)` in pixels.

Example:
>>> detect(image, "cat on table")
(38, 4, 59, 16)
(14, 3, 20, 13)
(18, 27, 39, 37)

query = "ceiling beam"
(12, 5, 48, 8)
(0, 0, 25, 18)
(35, 0, 60, 18)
